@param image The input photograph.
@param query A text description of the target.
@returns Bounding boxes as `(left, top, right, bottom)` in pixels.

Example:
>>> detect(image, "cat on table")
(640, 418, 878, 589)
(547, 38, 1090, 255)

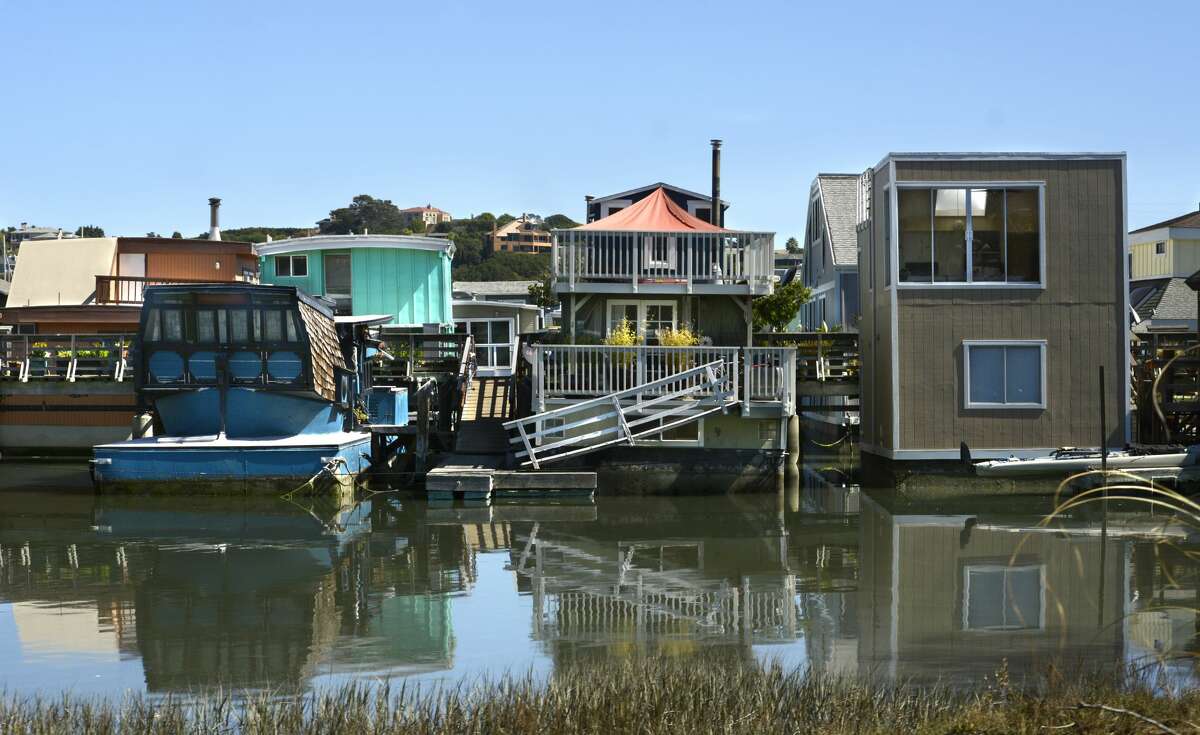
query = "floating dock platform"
(426, 454, 596, 501)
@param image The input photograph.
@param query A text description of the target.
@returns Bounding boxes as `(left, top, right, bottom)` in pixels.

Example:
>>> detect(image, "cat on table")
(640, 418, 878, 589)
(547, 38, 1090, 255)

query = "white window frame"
(275, 254, 308, 278)
(687, 200, 714, 221)
(961, 563, 1045, 632)
(600, 199, 632, 218)
(962, 339, 1047, 410)
(607, 299, 677, 338)
(891, 181, 1046, 290)
(639, 416, 704, 447)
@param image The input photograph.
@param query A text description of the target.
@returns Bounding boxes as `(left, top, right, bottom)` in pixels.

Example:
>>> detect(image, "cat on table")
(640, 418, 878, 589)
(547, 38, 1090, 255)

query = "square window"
(965, 342, 1044, 408)
(275, 255, 291, 277)
(1155, 241, 1166, 255)
(291, 255, 308, 277)
(964, 565, 1042, 631)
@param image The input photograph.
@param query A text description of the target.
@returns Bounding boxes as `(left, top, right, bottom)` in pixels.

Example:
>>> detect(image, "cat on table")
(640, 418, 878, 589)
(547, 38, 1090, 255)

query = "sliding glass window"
(896, 187, 1041, 284)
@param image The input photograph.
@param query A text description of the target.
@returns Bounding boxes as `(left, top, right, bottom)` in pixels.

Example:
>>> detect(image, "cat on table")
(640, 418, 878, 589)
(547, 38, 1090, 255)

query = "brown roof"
(1131, 209, 1200, 234)
(400, 205, 450, 215)
(296, 298, 346, 403)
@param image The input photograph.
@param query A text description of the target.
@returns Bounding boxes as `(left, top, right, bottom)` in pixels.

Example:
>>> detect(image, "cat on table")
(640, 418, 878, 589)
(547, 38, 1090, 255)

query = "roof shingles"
(816, 174, 860, 267)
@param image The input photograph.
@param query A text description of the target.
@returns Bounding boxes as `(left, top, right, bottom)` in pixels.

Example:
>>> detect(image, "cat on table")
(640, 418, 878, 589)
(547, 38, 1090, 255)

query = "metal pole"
(1098, 364, 1108, 628)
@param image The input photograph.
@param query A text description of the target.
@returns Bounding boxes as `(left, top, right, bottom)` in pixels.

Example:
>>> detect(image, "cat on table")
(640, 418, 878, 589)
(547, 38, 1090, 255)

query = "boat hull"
(92, 433, 371, 494)
(975, 452, 1189, 478)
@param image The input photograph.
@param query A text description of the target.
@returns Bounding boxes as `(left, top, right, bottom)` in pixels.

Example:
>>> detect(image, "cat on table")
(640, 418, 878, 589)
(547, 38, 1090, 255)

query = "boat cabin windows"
(963, 340, 1046, 409)
(274, 255, 308, 277)
(962, 564, 1044, 631)
(896, 185, 1043, 286)
(140, 291, 310, 388)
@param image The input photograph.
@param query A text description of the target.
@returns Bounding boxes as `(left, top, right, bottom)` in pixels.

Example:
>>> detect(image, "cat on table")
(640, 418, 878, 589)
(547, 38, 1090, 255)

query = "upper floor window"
(275, 254, 308, 277)
(897, 186, 1041, 285)
(1155, 241, 1166, 255)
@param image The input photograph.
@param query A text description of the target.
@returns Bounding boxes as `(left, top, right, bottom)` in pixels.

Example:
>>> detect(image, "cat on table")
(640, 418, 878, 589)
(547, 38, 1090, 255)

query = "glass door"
(455, 318, 516, 376)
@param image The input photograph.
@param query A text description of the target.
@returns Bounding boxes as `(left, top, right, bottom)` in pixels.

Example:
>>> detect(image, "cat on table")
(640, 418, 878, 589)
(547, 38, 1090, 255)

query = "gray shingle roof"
(1149, 278, 1197, 321)
(816, 174, 859, 267)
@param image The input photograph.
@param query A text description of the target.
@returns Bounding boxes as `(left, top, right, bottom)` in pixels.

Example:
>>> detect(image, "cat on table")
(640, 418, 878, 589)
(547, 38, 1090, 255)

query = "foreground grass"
(2, 659, 1199, 734)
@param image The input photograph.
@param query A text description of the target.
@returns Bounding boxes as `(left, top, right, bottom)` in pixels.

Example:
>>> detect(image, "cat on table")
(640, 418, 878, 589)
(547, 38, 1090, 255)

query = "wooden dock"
(426, 454, 596, 501)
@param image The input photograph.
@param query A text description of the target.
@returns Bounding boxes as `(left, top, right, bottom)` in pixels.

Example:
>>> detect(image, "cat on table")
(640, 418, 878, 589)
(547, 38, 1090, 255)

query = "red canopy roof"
(575, 186, 729, 232)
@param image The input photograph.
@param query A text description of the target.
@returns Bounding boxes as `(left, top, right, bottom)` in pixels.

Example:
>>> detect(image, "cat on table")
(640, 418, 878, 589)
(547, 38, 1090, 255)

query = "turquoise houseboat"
(257, 234, 455, 327)
(92, 284, 394, 492)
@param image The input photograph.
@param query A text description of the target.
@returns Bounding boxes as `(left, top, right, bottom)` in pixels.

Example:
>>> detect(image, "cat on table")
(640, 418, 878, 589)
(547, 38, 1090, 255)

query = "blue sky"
(1, 0, 1197, 240)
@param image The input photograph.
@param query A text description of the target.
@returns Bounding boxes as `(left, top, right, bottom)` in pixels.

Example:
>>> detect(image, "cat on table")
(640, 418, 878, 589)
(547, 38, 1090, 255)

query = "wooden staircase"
(454, 377, 512, 454)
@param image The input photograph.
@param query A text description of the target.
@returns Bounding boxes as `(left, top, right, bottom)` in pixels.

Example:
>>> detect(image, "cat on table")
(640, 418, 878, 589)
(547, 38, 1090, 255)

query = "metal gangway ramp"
(503, 359, 735, 468)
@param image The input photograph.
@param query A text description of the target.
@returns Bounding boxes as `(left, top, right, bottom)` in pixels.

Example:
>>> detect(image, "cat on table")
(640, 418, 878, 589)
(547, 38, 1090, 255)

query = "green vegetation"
(453, 251, 550, 281)
(785, 236, 800, 253)
(214, 226, 314, 244)
(1, 659, 1196, 734)
(74, 225, 105, 238)
(752, 279, 811, 332)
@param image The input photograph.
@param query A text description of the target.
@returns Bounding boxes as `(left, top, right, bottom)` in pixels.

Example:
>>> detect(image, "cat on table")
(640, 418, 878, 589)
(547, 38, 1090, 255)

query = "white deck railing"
(531, 345, 795, 412)
(553, 230, 775, 293)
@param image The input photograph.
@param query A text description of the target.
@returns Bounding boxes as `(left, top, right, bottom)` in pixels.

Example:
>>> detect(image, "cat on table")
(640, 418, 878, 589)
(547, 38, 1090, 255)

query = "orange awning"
(575, 187, 729, 232)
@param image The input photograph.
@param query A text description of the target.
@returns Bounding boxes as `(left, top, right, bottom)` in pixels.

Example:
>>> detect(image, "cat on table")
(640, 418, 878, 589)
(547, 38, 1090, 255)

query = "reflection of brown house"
(858, 498, 1124, 681)
(0, 235, 257, 334)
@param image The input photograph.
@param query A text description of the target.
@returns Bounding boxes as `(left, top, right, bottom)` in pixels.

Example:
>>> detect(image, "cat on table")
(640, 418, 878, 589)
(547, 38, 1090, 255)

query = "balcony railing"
(0, 334, 133, 381)
(95, 275, 218, 305)
(553, 230, 775, 293)
(530, 344, 798, 413)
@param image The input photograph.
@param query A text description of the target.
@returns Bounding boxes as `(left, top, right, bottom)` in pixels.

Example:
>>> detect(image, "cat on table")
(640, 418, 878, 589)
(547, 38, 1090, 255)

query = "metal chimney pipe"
(208, 197, 222, 241)
(584, 195, 594, 223)
(710, 140, 722, 227)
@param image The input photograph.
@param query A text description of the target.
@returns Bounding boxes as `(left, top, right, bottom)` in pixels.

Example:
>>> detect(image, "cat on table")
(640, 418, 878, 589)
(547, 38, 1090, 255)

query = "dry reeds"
(1, 658, 1198, 734)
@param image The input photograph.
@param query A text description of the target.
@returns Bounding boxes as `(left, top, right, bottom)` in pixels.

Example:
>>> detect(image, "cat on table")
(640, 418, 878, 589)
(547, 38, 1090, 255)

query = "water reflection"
(0, 458, 1198, 696)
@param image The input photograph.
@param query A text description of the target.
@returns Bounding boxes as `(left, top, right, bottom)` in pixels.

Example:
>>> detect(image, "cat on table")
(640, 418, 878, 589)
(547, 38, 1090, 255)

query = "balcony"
(94, 275, 219, 305)
(527, 344, 797, 415)
(552, 230, 775, 295)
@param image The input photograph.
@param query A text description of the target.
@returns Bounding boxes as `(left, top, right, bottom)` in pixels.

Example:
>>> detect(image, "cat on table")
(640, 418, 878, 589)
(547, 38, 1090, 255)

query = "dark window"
(1155, 241, 1166, 255)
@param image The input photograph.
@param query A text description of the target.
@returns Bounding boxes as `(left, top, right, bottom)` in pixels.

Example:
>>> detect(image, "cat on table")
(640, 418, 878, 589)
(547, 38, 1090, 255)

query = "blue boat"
(93, 284, 399, 493)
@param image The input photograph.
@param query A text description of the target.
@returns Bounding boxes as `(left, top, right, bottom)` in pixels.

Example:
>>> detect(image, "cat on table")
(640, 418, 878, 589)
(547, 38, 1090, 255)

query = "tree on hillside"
(496, 214, 516, 228)
(785, 237, 800, 254)
(319, 195, 407, 235)
(453, 252, 550, 281)
(75, 225, 105, 237)
(171, 231, 183, 238)
(751, 280, 811, 332)
(541, 214, 580, 230)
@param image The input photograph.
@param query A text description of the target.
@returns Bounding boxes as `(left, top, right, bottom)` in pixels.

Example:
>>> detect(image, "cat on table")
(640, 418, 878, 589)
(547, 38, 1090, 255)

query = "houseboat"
(256, 233, 454, 328)
(0, 198, 258, 453)
(507, 153, 793, 491)
(91, 283, 391, 492)
(856, 152, 1129, 462)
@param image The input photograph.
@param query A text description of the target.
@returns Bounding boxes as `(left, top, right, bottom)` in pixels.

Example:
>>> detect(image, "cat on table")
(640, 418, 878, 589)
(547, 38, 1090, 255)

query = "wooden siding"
(296, 300, 346, 403)
(889, 159, 1125, 452)
(351, 248, 453, 326)
(145, 252, 241, 281)
(858, 164, 893, 450)
(1130, 237, 1200, 281)
(891, 520, 1122, 674)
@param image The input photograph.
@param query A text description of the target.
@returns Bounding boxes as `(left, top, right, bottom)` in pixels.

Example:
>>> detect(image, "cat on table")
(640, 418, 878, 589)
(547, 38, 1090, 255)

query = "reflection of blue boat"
(93, 284, 395, 492)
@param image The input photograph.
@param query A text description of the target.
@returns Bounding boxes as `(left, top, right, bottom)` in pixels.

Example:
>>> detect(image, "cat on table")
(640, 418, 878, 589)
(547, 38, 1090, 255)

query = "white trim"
(892, 182, 1046, 289)
(456, 317, 517, 376)
(686, 200, 716, 220)
(637, 416, 704, 447)
(962, 563, 1046, 632)
(606, 299, 677, 337)
(1121, 155, 1132, 444)
(256, 234, 454, 258)
(962, 339, 1048, 410)
(273, 254, 308, 278)
(888, 161, 900, 451)
(876, 151, 1126, 170)
(452, 298, 541, 312)
(600, 199, 632, 218)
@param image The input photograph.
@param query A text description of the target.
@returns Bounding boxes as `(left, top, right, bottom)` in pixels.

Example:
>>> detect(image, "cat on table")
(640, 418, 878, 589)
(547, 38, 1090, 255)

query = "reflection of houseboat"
(92, 283, 388, 491)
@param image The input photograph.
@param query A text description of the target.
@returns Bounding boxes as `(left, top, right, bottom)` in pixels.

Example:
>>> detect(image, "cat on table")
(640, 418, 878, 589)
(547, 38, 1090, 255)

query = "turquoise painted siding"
(260, 251, 323, 296)
(261, 246, 452, 326)
(351, 248, 452, 325)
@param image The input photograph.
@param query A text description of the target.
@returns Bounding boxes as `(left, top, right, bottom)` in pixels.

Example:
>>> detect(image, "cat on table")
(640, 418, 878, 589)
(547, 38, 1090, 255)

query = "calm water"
(0, 454, 1198, 697)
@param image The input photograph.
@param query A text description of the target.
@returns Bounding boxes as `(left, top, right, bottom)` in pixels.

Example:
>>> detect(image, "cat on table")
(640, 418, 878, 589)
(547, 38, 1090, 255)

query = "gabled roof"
(1131, 208, 1200, 234)
(591, 181, 728, 207)
(815, 174, 860, 267)
(573, 187, 729, 232)
(1131, 277, 1196, 323)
